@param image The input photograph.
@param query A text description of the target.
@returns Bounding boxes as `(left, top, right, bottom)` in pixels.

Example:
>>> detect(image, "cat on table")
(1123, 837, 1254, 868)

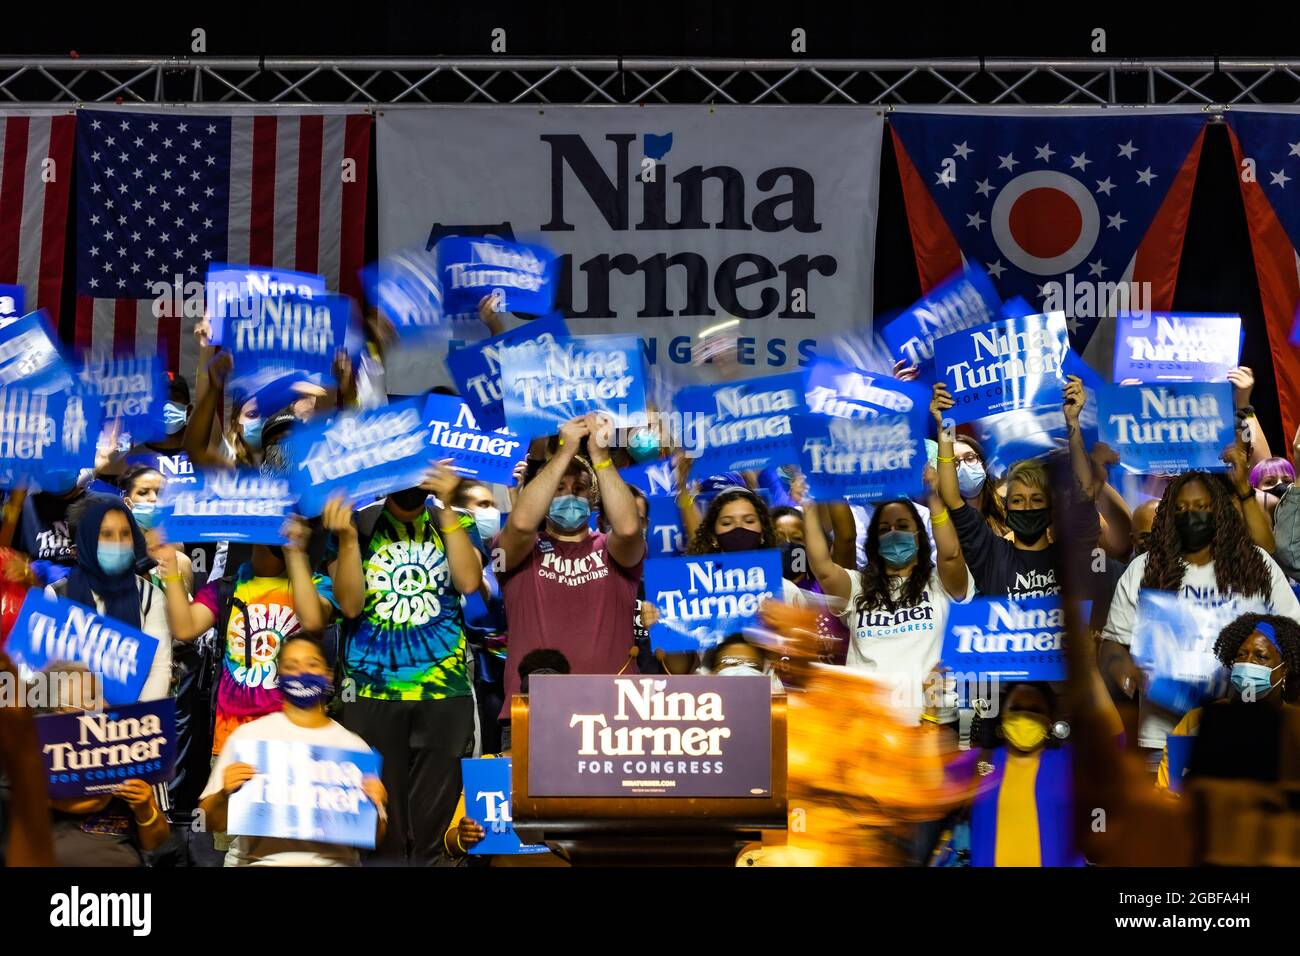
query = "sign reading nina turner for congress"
(376, 106, 883, 393)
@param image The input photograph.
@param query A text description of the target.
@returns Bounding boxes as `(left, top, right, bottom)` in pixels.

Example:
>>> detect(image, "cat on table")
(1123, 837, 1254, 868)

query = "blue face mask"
(548, 494, 591, 532)
(97, 542, 135, 576)
(130, 501, 161, 531)
(163, 401, 188, 436)
(628, 429, 660, 462)
(241, 417, 264, 451)
(279, 671, 334, 709)
(1231, 661, 1281, 699)
(878, 529, 919, 569)
(957, 461, 987, 498)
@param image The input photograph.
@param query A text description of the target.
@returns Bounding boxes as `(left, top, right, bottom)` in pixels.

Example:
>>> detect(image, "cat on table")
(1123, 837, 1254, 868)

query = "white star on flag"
(1087, 259, 1107, 277)
(986, 260, 1006, 279)
(1070, 153, 1091, 171)
(1096, 177, 1116, 196)
(998, 152, 1019, 171)
(966, 211, 986, 230)
(1117, 140, 1138, 159)
(1270, 169, 1291, 188)
(974, 178, 994, 198)
(1136, 167, 1157, 186)
(1034, 143, 1055, 161)
(1107, 212, 1127, 231)
(953, 141, 973, 159)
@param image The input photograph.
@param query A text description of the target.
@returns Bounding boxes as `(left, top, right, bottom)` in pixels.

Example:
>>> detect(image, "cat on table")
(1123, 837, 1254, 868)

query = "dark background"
(10, 2, 1293, 451)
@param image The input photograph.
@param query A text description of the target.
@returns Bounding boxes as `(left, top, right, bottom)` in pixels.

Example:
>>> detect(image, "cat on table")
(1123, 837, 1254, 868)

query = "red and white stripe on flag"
(0, 111, 75, 318)
(75, 109, 371, 379)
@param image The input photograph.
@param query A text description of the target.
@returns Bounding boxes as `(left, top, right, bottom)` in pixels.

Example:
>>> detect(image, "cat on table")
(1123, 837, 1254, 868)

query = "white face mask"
(472, 506, 502, 541)
(715, 663, 764, 678)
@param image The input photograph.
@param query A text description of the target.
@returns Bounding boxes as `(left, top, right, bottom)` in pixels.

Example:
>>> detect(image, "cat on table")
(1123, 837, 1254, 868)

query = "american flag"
(889, 108, 1207, 365)
(74, 108, 371, 378)
(1227, 107, 1300, 453)
(0, 111, 76, 318)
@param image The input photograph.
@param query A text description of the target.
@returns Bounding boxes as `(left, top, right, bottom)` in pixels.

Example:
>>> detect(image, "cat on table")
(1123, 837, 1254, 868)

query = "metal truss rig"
(2, 56, 1300, 109)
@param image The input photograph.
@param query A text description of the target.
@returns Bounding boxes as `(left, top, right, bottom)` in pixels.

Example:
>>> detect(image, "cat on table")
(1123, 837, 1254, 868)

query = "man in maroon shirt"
(494, 414, 645, 747)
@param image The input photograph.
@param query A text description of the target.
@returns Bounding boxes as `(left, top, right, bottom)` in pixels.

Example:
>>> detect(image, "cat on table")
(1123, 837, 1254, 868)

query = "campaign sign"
(459, 757, 550, 855)
(227, 740, 381, 849)
(1130, 590, 1266, 715)
(445, 312, 569, 431)
(1115, 312, 1242, 383)
(159, 470, 296, 545)
(804, 358, 931, 423)
(941, 596, 1070, 683)
(0, 387, 103, 492)
(0, 284, 24, 325)
(423, 393, 526, 486)
(227, 291, 351, 414)
(932, 312, 1069, 425)
(8, 589, 160, 706)
(500, 334, 647, 439)
(286, 397, 435, 517)
(436, 235, 558, 317)
(527, 674, 772, 798)
(880, 266, 1002, 381)
(76, 352, 169, 445)
(37, 698, 177, 799)
(796, 413, 924, 502)
(205, 264, 327, 347)
(619, 457, 677, 498)
(645, 549, 783, 653)
(674, 371, 806, 474)
(1097, 382, 1234, 476)
(644, 494, 686, 559)
(0, 310, 75, 394)
(361, 246, 445, 343)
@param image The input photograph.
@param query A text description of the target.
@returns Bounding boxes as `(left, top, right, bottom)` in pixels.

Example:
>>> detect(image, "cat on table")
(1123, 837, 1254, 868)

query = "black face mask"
(1174, 510, 1216, 553)
(780, 542, 808, 582)
(389, 487, 429, 512)
(1006, 507, 1050, 545)
(1266, 481, 1292, 500)
(716, 527, 764, 553)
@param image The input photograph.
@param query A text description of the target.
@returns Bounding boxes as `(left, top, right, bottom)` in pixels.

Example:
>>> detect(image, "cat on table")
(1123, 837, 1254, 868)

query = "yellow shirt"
(994, 750, 1042, 867)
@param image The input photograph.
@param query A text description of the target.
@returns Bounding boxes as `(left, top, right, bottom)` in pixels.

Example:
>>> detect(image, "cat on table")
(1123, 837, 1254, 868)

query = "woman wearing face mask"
(1156, 614, 1300, 791)
(46, 495, 175, 702)
(1101, 471, 1300, 759)
(184, 351, 268, 470)
(967, 683, 1084, 867)
(799, 475, 972, 726)
(686, 487, 808, 609)
(1249, 457, 1295, 524)
(198, 634, 387, 866)
(949, 437, 1008, 537)
(120, 465, 194, 594)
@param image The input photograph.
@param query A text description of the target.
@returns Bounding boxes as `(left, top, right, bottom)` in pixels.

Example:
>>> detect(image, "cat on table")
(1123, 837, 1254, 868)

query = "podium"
(510, 675, 788, 866)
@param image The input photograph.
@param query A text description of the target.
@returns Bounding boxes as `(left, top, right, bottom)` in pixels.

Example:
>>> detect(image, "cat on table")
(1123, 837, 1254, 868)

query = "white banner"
(377, 106, 883, 394)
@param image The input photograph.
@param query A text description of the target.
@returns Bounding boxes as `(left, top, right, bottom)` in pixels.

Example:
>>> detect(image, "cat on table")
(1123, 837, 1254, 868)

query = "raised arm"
(426, 460, 486, 596)
(498, 418, 589, 571)
(283, 516, 333, 632)
(1063, 375, 1100, 502)
(674, 451, 703, 542)
(797, 489, 850, 601)
(323, 495, 365, 620)
(1228, 367, 1274, 467)
(587, 414, 646, 569)
(825, 502, 858, 569)
(1225, 439, 1276, 554)
(931, 383, 963, 511)
(0, 652, 54, 865)
(926, 468, 970, 600)
(155, 546, 216, 641)
(185, 351, 234, 469)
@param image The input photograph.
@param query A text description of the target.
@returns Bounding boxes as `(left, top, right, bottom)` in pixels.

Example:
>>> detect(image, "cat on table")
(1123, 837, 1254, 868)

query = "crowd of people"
(1, 293, 1298, 869)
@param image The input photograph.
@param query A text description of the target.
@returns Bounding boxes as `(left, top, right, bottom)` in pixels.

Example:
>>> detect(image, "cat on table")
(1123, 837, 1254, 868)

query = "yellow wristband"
(919, 712, 942, 725)
(936, 455, 955, 463)
(595, 458, 613, 470)
(162, 573, 184, 584)
(136, 805, 159, 827)
(930, 510, 950, 526)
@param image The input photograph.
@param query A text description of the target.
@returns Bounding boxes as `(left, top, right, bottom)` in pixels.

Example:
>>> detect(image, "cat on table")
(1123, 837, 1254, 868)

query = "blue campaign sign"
(795, 412, 926, 503)
(361, 246, 445, 343)
(500, 334, 647, 439)
(644, 493, 686, 559)
(1000, 296, 1035, 320)
(227, 291, 351, 414)
(76, 351, 169, 446)
(423, 393, 527, 486)
(0, 310, 75, 394)
(646, 549, 783, 653)
(227, 740, 381, 849)
(941, 596, 1070, 682)
(804, 357, 932, 422)
(37, 698, 177, 799)
(674, 371, 806, 475)
(436, 235, 558, 317)
(159, 470, 296, 545)
(459, 757, 550, 856)
(205, 263, 327, 347)
(0, 387, 103, 492)
(1097, 382, 1234, 476)
(1165, 735, 1194, 794)
(8, 589, 160, 706)
(0, 284, 24, 324)
(286, 397, 435, 517)
(932, 312, 1069, 425)
(880, 266, 1002, 381)
(619, 457, 677, 497)
(1114, 313, 1242, 383)
(445, 312, 569, 431)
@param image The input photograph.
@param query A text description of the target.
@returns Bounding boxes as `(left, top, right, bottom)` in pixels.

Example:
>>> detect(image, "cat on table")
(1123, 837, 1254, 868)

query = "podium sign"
(526, 675, 772, 798)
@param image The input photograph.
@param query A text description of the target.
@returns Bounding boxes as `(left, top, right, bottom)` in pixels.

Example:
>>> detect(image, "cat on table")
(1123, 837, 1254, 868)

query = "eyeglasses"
(954, 454, 982, 466)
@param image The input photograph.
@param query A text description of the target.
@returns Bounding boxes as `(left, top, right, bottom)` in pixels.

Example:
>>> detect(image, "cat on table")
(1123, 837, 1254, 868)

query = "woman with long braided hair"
(1101, 470, 1300, 761)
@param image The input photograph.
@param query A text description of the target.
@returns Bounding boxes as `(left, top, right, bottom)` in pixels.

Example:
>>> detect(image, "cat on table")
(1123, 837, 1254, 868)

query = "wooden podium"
(510, 689, 788, 866)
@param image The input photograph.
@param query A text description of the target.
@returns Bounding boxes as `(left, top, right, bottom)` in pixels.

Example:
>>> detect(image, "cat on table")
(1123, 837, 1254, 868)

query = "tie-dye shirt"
(332, 506, 472, 701)
(194, 563, 336, 752)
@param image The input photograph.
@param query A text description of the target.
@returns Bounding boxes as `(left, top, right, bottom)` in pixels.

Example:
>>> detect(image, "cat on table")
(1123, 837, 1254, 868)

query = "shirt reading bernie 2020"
(329, 506, 472, 701)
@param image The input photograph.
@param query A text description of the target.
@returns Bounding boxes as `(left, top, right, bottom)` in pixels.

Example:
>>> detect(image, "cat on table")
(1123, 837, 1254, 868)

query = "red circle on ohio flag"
(991, 170, 1099, 276)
